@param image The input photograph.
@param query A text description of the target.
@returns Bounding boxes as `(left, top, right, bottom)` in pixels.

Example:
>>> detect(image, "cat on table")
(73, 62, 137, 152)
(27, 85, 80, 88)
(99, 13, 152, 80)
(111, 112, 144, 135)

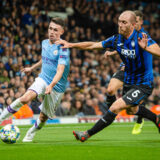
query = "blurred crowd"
(0, 0, 160, 117)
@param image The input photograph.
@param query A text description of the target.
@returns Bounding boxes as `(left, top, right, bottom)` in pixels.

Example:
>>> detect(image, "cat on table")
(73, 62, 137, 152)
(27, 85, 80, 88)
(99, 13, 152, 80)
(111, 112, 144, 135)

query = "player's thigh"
(20, 90, 37, 103)
(107, 78, 123, 93)
(28, 77, 47, 97)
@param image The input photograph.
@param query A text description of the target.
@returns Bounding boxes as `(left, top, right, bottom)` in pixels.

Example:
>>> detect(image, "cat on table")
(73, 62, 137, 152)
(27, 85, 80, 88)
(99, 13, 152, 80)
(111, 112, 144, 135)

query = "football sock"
(29, 118, 45, 133)
(106, 94, 116, 108)
(137, 115, 143, 124)
(0, 98, 23, 121)
(136, 103, 145, 124)
(87, 110, 117, 136)
(135, 106, 157, 126)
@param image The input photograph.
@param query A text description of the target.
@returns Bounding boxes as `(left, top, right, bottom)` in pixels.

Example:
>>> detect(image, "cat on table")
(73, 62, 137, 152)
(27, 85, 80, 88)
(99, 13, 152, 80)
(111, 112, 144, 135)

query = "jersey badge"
(131, 41, 135, 47)
(53, 50, 58, 55)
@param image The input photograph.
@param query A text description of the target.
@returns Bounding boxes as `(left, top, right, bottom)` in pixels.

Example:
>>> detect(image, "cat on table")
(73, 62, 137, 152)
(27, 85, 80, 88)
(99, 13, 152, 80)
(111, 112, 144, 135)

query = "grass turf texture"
(0, 122, 160, 160)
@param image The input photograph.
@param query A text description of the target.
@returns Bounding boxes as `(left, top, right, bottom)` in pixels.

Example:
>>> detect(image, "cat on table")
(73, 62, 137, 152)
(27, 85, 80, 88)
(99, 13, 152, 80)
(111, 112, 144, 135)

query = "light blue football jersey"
(39, 39, 70, 92)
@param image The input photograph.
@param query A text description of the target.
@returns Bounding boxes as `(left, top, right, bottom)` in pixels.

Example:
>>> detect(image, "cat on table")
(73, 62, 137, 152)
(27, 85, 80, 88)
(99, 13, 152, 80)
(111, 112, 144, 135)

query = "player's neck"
(125, 29, 134, 39)
(49, 40, 55, 45)
(49, 38, 60, 45)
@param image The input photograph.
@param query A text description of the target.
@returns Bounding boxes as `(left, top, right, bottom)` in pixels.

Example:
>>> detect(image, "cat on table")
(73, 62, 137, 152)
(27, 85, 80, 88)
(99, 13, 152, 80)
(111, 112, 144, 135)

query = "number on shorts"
(132, 90, 140, 97)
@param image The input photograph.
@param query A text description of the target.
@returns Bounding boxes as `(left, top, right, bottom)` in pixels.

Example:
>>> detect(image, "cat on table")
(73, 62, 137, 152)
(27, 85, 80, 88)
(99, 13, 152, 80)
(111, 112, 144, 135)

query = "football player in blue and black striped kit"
(56, 10, 160, 142)
(104, 10, 153, 135)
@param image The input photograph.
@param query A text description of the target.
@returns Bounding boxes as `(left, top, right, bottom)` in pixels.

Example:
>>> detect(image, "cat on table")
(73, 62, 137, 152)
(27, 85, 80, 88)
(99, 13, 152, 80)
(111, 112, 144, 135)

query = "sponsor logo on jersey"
(121, 49, 136, 59)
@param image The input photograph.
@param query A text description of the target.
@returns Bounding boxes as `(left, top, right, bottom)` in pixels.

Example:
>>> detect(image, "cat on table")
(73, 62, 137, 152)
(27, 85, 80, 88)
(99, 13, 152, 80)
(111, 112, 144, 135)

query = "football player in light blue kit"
(0, 17, 70, 142)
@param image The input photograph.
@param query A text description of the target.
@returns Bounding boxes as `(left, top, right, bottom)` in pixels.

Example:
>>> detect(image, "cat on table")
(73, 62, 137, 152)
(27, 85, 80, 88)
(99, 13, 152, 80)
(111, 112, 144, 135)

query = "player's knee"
(127, 107, 138, 115)
(20, 95, 32, 104)
(126, 109, 132, 115)
(109, 105, 120, 114)
(126, 108, 135, 115)
(107, 86, 116, 95)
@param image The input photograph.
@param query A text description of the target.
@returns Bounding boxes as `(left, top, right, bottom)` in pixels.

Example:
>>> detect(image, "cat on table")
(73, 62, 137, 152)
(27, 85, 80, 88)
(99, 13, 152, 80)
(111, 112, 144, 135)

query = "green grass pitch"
(0, 122, 160, 160)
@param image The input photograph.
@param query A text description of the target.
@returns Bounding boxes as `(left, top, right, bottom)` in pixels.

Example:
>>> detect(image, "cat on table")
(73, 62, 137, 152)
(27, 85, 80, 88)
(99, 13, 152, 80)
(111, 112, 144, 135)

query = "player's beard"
(118, 27, 130, 38)
(118, 27, 125, 35)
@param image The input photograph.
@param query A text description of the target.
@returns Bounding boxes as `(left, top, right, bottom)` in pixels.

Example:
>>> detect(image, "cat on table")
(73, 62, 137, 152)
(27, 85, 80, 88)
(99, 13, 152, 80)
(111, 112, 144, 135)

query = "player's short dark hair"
(134, 10, 144, 20)
(50, 17, 65, 28)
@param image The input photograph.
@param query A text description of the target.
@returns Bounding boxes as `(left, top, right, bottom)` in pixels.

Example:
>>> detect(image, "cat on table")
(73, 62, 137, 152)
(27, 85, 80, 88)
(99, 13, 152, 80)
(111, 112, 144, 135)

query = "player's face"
(135, 16, 143, 31)
(118, 14, 134, 38)
(48, 22, 64, 43)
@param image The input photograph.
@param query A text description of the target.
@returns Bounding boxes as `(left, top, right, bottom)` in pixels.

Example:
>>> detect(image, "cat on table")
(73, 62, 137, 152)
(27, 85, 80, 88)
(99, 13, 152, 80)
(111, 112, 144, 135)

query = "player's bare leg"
(73, 98, 160, 142)
(106, 78, 123, 108)
(23, 112, 48, 142)
(0, 90, 37, 123)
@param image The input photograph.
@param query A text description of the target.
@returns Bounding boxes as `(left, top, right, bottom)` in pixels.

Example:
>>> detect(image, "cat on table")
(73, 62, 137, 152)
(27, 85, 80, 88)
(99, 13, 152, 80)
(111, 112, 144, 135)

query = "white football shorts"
(28, 77, 64, 118)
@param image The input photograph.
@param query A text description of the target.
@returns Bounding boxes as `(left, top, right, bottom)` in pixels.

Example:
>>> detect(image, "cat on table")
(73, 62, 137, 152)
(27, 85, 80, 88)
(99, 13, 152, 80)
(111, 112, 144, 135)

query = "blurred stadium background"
(0, 0, 160, 126)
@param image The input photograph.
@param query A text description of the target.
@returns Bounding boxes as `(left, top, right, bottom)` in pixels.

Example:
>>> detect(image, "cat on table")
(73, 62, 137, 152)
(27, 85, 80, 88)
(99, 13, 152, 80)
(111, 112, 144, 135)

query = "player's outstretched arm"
(21, 60, 42, 73)
(45, 64, 65, 94)
(144, 43, 160, 57)
(104, 50, 118, 59)
(56, 40, 103, 50)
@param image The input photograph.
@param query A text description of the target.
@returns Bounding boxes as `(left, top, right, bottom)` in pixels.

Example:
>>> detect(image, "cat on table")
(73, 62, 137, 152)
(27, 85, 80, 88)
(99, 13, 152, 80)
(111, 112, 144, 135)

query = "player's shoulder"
(103, 34, 119, 42)
(42, 39, 49, 45)
(57, 39, 70, 52)
(139, 28, 151, 37)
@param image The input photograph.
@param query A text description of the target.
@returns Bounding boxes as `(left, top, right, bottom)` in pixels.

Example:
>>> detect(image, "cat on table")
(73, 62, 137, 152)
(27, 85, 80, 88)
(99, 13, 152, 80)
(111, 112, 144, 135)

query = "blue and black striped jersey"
(102, 29, 156, 87)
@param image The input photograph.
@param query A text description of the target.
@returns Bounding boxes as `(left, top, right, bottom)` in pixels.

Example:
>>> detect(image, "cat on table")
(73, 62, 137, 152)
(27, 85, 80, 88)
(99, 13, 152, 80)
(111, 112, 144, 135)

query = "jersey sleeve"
(147, 37, 156, 47)
(138, 32, 156, 47)
(101, 35, 116, 49)
(58, 47, 70, 65)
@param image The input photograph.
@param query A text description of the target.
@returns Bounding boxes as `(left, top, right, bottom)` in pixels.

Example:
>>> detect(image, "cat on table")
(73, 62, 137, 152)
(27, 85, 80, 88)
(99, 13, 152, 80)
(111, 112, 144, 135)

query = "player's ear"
(141, 20, 144, 25)
(60, 28, 64, 35)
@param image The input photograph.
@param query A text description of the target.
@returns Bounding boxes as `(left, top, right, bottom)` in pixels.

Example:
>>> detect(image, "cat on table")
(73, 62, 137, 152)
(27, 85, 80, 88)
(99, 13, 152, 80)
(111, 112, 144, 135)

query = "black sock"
(137, 115, 143, 123)
(135, 106, 157, 126)
(136, 103, 145, 123)
(87, 110, 117, 136)
(106, 94, 116, 108)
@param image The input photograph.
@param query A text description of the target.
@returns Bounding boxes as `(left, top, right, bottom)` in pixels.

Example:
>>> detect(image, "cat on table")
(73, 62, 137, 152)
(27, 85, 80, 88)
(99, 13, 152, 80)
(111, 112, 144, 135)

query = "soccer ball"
(0, 124, 20, 144)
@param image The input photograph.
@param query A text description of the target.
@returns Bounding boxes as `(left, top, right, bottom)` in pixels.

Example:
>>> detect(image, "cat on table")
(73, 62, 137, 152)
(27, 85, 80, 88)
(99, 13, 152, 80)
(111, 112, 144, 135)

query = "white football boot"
(22, 128, 35, 142)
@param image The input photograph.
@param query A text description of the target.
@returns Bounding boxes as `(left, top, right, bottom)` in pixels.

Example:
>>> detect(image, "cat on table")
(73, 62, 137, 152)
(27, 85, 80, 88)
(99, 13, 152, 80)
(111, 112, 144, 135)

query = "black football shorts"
(112, 70, 124, 82)
(122, 83, 153, 106)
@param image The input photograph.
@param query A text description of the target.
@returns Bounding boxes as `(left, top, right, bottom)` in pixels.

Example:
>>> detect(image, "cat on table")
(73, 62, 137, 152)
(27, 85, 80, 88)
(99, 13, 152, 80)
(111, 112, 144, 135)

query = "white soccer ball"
(0, 124, 20, 144)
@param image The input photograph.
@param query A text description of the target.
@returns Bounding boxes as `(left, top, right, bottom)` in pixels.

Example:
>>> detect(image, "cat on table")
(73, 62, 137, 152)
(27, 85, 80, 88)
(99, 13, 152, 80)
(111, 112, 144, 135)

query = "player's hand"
(55, 40, 71, 48)
(104, 50, 117, 59)
(45, 85, 52, 94)
(21, 67, 32, 74)
(104, 51, 111, 59)
(138, 33, 148, 50)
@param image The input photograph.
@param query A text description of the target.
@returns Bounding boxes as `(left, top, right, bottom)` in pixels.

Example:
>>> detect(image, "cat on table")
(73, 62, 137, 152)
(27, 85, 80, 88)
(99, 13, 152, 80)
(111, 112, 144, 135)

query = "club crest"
(53, 50, 58, 55)
(131, 41, 135, 47)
